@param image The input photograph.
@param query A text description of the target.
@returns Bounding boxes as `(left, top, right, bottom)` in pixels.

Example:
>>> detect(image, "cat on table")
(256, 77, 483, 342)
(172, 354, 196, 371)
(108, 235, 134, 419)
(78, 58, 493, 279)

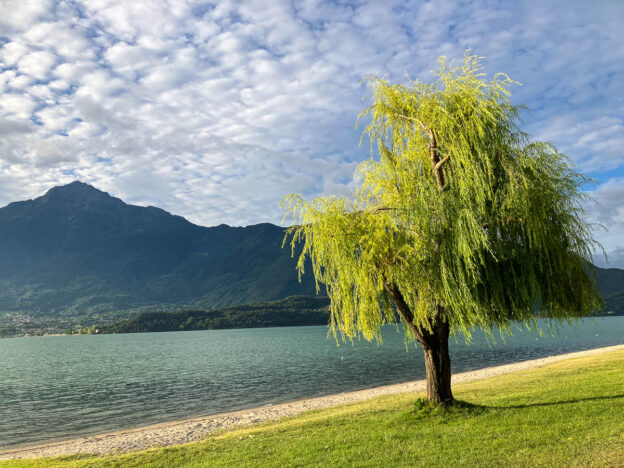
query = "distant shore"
(2, 343, 623, 461)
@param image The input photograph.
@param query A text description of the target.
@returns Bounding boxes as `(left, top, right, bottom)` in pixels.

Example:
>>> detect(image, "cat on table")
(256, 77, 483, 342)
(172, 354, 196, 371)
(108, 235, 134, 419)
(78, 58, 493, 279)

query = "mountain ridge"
(0, 181, 316, 321)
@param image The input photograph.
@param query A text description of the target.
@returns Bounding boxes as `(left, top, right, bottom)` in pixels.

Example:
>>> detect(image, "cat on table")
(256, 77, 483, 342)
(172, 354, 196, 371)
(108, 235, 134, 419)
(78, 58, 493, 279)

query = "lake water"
(1, 318, 623, 448)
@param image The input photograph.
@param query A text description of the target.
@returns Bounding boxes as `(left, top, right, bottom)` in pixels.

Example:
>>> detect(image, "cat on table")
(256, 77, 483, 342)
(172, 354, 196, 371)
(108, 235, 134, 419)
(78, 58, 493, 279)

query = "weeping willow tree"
(282, 54, 602, 406)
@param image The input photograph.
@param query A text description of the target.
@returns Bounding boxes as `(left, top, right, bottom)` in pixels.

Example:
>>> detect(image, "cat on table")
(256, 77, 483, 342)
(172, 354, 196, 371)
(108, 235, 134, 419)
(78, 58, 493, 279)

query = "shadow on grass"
(497, 393, 624, 410)
(395, 394, 624, 425)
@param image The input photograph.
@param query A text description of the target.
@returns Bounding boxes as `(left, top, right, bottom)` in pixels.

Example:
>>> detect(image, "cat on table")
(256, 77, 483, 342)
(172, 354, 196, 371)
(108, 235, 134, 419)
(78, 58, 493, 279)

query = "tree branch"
(434, 154, 450, 171)
(427, 128, 446, 189)
(383, 281, 426, 345)
(391, 113, 448, 189)
(370, 206, 395, 213)
(393, 113, 429, 132)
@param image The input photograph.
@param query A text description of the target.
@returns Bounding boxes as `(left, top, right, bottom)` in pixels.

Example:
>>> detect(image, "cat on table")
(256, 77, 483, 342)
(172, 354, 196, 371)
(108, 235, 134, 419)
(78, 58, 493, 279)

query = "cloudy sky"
(0, 0, 623, 266)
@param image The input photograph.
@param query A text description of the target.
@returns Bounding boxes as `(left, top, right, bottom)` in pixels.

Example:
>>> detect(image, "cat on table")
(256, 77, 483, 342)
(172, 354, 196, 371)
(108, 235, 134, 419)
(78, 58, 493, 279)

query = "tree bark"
(383, 282, 454, 406)
(421, 317, 453, 406)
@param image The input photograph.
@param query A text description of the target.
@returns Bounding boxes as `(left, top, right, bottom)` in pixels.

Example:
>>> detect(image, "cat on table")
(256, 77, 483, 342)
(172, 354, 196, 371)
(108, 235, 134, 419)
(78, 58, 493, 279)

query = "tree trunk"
(383, 282, 454, 406)
(421, 318, 453, 406)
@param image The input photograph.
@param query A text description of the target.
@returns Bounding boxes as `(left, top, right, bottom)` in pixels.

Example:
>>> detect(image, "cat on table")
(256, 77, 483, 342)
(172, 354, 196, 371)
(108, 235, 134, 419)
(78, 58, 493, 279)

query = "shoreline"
(2, 343, 623, 461)
(1, 313, 621, 339)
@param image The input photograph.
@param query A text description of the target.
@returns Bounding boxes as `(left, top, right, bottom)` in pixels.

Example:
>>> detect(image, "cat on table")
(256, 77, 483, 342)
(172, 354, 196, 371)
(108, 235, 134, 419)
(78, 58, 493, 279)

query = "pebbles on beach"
(1, 344, 622, 461)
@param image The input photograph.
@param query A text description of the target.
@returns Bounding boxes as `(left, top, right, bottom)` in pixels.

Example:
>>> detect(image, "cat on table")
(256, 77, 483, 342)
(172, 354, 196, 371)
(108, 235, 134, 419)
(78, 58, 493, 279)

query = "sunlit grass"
(4, 350, 624, 467)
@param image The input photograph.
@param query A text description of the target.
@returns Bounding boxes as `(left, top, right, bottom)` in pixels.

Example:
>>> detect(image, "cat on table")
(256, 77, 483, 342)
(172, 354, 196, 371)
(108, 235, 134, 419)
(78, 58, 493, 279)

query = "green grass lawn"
(4, 350, 624, 467)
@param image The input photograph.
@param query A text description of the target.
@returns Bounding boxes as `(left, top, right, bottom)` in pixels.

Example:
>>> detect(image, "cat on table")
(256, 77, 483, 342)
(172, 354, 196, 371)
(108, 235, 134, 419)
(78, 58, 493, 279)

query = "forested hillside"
(0, 182, 315, 322)
(94, 296, 331, 334)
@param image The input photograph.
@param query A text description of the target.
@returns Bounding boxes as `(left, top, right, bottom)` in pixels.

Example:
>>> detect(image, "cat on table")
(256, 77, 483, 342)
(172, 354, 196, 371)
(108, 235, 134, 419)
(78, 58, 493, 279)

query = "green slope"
(0, 182, 315, 321)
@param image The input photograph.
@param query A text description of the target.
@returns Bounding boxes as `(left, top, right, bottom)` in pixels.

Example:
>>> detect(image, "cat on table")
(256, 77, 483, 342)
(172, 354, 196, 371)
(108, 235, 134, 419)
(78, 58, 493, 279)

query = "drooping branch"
(382, 281, 426, 345)
(482, 217, 526, 229)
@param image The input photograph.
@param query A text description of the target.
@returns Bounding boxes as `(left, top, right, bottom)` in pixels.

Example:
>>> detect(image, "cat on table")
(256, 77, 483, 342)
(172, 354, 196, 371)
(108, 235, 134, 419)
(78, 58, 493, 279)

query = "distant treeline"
(3, 289, 621, 338)
(97, 296, 331, 334)
(0, 327, 18, 338)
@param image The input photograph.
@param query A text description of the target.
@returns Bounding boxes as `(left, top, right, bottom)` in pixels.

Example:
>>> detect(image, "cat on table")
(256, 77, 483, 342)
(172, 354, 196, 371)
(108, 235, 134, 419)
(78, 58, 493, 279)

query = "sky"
(0, 0, 623, 267)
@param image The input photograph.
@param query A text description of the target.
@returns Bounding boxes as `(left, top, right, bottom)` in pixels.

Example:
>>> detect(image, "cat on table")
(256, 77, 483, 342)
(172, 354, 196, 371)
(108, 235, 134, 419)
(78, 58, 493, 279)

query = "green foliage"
(283, 53, 602, 344)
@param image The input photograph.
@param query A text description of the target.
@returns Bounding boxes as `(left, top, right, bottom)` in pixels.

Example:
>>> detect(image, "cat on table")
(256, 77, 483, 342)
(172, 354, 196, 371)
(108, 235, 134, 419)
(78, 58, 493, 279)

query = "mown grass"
(4, 350, 624, 467)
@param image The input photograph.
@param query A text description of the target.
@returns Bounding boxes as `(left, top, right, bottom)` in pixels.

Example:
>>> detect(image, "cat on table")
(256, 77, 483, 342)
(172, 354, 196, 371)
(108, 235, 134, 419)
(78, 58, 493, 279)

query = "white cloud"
(17, 50, 56, 80)
(586, 178, 624, 269)
(28, 83, 54, 100)
(48, 79, 70, 92)
(0, 117, 33, 135)
(35, 105, 72, 131)
(8, 73, 34, 90)
(532, 114, 624, 173)
(0, 0, 52, 32)
(597, 247, 624, 271)
(21, 20, 94, 60)
(0, 93, 37, 118)
(53, 62, 93, 82)
(0, 41, 30, 66)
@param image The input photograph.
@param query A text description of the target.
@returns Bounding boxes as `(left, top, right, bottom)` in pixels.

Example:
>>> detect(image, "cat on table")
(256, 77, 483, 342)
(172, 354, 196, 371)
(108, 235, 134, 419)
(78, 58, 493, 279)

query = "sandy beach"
(2, 343, 623, 461)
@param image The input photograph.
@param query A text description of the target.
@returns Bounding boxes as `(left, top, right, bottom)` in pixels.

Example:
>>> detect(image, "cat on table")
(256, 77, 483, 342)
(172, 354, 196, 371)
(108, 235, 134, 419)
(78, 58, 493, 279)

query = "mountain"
(0, 181, 316, 321)
(595, 266, 624, 316)
(595, 266, 624, 297)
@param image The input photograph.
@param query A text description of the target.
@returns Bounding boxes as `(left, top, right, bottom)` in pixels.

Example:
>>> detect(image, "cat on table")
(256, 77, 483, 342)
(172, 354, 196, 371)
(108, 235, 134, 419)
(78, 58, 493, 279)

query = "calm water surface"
(1, 318, 623, 448)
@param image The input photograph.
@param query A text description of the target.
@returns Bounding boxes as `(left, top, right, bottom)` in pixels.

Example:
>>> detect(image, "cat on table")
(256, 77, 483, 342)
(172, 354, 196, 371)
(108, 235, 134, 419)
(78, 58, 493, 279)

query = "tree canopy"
(282, 53, 602, 404)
